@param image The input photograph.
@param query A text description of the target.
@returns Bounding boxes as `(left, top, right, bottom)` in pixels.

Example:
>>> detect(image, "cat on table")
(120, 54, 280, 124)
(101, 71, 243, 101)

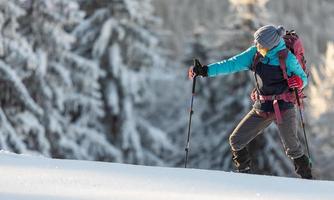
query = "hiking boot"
(293, 154, 313, 179)
(232, 148, 252, 173)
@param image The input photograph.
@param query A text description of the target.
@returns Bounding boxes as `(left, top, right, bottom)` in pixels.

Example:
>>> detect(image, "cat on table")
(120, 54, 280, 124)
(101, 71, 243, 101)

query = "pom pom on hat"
(276, 25, 285, 37)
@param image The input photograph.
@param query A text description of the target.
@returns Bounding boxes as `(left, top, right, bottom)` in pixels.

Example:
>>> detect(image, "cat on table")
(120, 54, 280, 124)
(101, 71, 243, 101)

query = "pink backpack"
(280, 30, 309, 78)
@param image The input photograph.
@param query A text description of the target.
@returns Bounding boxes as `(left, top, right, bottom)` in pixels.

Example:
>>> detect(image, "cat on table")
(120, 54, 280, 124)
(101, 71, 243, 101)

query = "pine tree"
(308, 42, 334, 179)
(0, 0, 121, 161)
(74, 0, 176, 165)
(0, 0, 45, 154)
(22, 0, 122, 161)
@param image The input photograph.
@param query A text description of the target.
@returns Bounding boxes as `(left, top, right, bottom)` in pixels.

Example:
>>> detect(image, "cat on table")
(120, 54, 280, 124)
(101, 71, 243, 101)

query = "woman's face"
(255, 42, 269, 56)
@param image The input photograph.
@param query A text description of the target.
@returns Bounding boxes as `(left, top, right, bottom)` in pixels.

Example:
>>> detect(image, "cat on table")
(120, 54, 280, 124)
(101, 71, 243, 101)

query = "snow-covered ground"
(0, 151, 333, 200)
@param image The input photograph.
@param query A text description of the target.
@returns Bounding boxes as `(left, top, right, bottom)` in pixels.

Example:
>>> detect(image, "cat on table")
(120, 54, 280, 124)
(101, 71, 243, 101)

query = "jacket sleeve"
(207, 46, 257, 77)
(286, 51, 308, 88)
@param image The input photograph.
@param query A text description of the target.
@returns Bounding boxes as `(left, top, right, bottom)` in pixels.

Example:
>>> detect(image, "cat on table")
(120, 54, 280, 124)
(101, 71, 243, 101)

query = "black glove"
(193, 64, 208, 77)
(188, 59, 208, 79)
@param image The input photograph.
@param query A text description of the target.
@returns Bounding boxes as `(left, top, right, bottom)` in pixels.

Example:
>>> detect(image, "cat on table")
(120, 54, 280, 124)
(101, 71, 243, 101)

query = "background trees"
(73, 0, 176, 165)
(0, 0, 42, 154)
(308, 42, 334, 179)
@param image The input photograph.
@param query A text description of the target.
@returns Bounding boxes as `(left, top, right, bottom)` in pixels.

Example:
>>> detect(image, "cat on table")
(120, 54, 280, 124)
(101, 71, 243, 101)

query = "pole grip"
(192, 58, 202, 93)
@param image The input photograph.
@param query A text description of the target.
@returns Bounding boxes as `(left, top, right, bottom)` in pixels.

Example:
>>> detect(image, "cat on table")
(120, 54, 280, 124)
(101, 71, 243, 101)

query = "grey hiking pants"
(229, 107, 304, 159)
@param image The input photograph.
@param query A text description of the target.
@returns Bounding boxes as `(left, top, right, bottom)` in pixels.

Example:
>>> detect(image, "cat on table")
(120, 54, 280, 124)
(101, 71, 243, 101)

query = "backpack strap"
(278, 49, 289, 80)
(252, 52, 263, 98)
(252, 91, 296, 124)
(252, 51, 262, 71)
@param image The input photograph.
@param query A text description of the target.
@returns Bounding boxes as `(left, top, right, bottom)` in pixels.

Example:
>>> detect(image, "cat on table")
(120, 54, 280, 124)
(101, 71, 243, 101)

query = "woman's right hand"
(188, 64, 208, 79)
(188, 66, 196, 79)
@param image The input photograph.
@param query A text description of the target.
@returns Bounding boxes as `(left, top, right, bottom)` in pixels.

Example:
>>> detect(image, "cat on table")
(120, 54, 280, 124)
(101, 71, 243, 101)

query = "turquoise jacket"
(207, 39, 308, 88)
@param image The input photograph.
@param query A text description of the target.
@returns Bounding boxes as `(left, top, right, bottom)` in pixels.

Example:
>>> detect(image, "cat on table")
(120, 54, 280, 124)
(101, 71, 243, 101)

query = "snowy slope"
(0, 151, 333, 200)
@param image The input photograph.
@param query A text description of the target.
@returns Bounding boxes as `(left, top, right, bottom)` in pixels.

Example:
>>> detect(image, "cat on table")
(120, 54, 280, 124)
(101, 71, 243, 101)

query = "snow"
(0, 151, 333, 200)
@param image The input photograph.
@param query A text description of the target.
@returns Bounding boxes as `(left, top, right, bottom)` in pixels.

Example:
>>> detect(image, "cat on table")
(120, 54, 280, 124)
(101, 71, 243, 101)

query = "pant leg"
(229, 108, 274, 151)
(276, 107, 304, 159)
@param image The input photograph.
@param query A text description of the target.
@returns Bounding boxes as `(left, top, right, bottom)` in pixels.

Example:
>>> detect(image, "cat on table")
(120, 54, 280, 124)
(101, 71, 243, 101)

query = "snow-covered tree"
(308, 42, 334, 180)
(20, 0, 122, 161)
(0, 0, 45, 154)
(0, 0, 121, 161)
(74, 0, 176, 165)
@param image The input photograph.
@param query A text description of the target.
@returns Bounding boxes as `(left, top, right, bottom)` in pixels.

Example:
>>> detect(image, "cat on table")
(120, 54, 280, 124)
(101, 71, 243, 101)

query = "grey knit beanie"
(254, 25, 285, 49)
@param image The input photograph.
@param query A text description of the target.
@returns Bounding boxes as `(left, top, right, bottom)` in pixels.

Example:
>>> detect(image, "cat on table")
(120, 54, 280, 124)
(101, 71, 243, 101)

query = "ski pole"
(294, 88, 311, 161)
(184, 59, 200, 168)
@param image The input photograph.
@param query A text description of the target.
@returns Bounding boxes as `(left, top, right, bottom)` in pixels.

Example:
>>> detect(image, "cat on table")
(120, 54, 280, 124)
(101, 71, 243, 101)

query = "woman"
(188, 25, 312, 179)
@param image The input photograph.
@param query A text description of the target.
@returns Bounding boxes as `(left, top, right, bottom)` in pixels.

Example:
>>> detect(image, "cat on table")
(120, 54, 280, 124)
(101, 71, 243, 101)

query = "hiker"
(188, 25, 312, 179)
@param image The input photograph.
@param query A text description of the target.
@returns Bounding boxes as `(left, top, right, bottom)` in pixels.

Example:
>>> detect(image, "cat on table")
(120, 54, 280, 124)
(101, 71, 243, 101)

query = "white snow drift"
(0, 151, 333, 200)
